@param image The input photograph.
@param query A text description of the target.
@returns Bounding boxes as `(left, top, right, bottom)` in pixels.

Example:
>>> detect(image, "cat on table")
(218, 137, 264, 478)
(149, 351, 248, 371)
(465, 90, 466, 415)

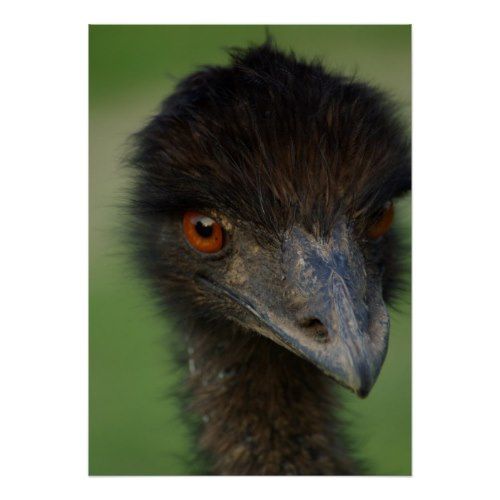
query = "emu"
(130, 42, 410, 475)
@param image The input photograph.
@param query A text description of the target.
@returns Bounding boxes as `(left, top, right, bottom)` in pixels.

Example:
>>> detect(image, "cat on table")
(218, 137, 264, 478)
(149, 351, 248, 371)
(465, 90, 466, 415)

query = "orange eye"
(183, 211, 224, 253)
(367, 202, 394, 239)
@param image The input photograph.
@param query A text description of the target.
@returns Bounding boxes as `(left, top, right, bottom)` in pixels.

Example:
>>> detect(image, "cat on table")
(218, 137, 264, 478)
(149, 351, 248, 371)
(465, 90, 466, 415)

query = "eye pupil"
(195, 220, 214, 238)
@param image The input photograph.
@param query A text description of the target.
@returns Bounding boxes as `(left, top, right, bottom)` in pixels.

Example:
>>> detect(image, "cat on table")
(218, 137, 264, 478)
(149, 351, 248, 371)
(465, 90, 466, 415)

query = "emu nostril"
(298, 318, 330, 344)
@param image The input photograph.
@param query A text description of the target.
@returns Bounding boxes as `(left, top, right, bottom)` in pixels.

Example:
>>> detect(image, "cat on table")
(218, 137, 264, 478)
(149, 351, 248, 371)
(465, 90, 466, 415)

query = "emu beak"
(270, 224, 389, 397)
(264, 226, 390, 397)
(260, 270, 389, 398)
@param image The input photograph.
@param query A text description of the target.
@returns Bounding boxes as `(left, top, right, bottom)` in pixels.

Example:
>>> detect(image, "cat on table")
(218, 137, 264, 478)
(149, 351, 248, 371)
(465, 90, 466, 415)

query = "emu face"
(132, 44, 410, 397)
(186, 214, 391, 397)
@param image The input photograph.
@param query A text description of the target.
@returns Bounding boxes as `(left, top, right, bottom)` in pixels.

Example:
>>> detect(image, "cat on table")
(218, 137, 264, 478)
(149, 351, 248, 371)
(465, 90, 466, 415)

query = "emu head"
(131, 44, 410, 398)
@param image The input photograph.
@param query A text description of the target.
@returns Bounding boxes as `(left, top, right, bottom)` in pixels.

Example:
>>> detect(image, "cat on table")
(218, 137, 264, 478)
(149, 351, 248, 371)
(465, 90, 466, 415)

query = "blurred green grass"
(89, 25, 411, 475)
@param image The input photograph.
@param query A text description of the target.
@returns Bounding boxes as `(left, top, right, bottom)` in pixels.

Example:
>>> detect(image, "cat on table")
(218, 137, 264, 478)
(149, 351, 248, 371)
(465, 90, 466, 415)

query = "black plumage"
(129, 42, 410, 474)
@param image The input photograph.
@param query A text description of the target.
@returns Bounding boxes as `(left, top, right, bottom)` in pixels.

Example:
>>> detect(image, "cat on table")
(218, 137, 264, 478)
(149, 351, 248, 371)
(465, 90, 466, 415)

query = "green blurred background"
(89, 25, 411, 475)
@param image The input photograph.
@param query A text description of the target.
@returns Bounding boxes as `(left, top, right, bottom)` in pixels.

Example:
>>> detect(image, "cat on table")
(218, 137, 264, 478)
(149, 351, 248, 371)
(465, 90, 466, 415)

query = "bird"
(129, 41, 410, 475)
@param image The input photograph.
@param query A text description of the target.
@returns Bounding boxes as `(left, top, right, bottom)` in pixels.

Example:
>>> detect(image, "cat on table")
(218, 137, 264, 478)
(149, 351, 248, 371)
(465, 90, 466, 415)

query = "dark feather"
(128, 41, 410, 475)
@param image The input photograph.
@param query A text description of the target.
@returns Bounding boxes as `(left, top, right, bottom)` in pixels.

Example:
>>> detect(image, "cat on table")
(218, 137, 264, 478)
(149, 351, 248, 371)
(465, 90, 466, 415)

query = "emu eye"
(183, 211, 224, 253)
(367, 201, 394, 239)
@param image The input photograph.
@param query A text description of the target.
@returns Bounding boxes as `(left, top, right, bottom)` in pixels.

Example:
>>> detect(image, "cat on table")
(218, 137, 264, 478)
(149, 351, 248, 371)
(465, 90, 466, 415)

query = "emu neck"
(185, 321, 360, 475)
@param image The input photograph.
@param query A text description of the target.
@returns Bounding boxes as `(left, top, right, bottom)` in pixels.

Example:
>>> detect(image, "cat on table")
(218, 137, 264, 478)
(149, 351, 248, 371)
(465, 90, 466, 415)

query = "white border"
(2, 1, 500, 499)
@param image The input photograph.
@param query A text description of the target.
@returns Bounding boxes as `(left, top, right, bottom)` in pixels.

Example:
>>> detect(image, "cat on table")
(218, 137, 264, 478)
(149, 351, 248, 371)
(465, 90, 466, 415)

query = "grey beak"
(257, 225, 389, 397)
